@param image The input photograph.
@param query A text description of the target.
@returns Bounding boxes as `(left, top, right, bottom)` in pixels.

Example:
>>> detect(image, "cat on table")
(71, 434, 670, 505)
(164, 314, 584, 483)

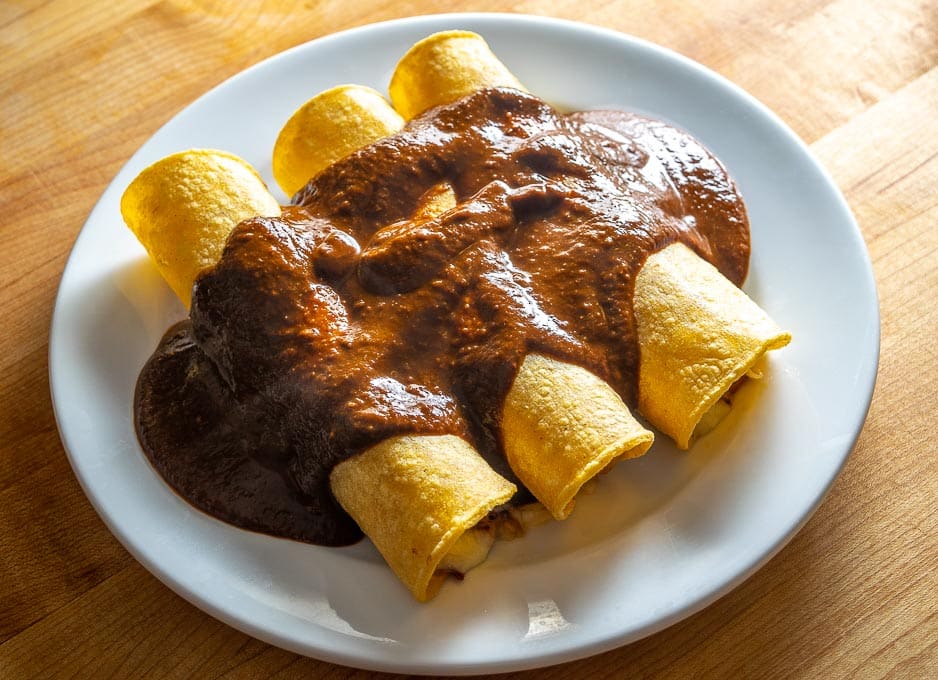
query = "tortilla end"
(272, 84, 404, 196)
(329, 434, 516, 601)
(635, 242, 791, 449)
(550, 429, 655, 520)
(678, 332, 792, 449)
(502, 353, 655, 520)
(389, 29, 525, 119)
(120, 149, 280, 307)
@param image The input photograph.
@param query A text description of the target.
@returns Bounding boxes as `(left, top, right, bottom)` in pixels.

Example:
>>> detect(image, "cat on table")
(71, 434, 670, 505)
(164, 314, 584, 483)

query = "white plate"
(50, 13, 879, 674)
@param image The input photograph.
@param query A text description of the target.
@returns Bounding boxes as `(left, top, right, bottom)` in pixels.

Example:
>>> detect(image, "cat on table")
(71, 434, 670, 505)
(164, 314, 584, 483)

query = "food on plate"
(124, 31, 790, 600)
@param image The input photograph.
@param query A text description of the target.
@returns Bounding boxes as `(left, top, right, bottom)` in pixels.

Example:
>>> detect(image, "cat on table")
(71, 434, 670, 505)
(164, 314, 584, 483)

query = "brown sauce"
(134, 88, 749, 546)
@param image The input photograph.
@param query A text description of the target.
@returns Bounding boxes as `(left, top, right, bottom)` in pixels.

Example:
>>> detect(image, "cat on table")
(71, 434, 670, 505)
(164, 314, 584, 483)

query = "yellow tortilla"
(389, 30, 526, 120)
(501, 353, 655, 520)
(634, 242, 792, 449)
(329, 434, 517, 601)
(272, 84, 404, 197)
(120, 149, 280, 307)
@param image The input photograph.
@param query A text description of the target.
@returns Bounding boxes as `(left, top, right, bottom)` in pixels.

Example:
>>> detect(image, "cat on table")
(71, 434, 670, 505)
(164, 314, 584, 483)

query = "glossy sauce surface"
(135, 88, 749, 546)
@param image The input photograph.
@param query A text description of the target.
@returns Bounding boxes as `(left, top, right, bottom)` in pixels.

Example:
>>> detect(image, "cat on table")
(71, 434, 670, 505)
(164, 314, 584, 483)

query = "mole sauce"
(134, 88, 749, 546)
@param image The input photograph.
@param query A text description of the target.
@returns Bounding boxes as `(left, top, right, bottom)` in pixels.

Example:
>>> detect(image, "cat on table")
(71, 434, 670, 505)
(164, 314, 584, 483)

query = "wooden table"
(2, 1, 935, 677)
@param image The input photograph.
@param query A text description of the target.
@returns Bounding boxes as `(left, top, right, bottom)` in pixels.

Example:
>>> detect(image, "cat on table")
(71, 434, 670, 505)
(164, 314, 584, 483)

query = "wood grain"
(1, 1, 935, 677)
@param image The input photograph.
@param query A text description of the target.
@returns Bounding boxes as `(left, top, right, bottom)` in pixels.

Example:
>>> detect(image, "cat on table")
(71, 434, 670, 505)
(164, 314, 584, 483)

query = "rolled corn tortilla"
(634, 242, 791, 449)
(389, 30, 526, 120)
(502, 353, 655, 520)
(329, 434, 517, 601)
(273, 84, 404, 197)
(120, 149, 281, 307)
